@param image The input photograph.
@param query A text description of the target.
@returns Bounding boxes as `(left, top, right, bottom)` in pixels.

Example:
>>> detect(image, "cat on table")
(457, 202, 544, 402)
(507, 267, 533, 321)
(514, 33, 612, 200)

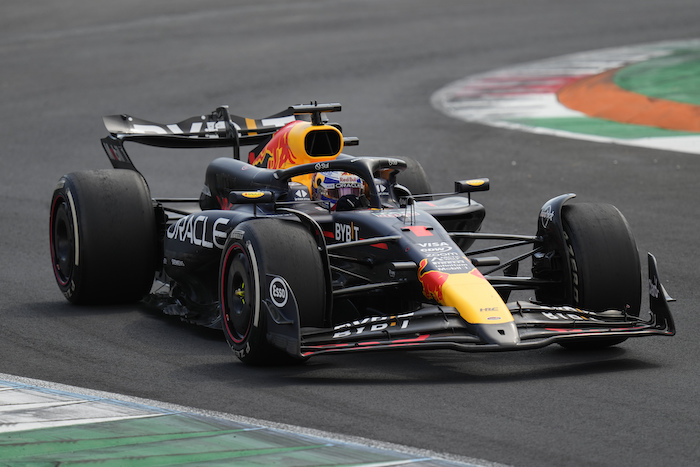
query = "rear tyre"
(396, 156, 432, 197)
(558, 203, 641, 349)
(219, 219, 326, 365)
(49, 169, 157, 304)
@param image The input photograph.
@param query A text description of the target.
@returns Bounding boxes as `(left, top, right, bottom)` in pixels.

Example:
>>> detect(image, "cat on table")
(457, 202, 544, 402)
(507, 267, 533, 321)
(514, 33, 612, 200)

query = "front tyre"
(219, 219, 326, 365)
(559, 203, 642, 349)
(49, 169, 157, 304)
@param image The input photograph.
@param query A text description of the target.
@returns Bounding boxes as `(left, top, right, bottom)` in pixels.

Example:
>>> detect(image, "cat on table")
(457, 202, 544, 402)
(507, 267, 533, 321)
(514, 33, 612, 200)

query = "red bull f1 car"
(49, 103, 675, 364)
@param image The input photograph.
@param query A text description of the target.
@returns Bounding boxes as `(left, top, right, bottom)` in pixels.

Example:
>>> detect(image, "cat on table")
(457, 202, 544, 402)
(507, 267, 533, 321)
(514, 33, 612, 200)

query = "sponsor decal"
(161, 120, 227, 136)
(540, 311, 603, 322)
(418, 259, 450, 302)
(335, 222, 360, 242)
(242, 191, 265, 199)
(649, 276, 660, 299)
(427, 251, 460, 258)
(336, 181, 362, 189)
(170, 258, 185, 267)
(419, 251, 473, 273)
(166, 214, 230, 249)
(371, 209, 417, 218)
(332, 313, 413, 338)
(294, 189, 310, 200)
(540, 205, 554, 228)
(417, 242, 452, 253)
(269, 277, 289, 308)
(314, 162, 331, 171)
(430, 255, 473, 273)
(102, 141, 130, 163)
(131, 124, 167, 135)
(205, 120, 226, 137)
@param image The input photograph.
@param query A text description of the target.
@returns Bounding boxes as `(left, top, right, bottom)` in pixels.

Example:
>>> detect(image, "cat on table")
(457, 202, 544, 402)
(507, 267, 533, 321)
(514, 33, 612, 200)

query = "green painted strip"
(0, 376, 478, 466)
(0, 424, 251, 459)
(43, 445, 327, 466)
(509, 116, 700, 139)
(614, 49, 700, 106)
(0, 414, 420, 466)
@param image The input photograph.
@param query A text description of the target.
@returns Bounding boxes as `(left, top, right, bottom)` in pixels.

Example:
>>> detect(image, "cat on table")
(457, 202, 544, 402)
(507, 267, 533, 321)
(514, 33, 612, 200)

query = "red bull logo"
(250, 121, 300, 169)
(418, 259, 450, 302)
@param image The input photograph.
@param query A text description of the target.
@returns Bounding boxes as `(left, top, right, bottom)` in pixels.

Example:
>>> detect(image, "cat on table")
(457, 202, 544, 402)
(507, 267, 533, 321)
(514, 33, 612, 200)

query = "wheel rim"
(51, 197, 74, 285)
(223, 246, 254, 343)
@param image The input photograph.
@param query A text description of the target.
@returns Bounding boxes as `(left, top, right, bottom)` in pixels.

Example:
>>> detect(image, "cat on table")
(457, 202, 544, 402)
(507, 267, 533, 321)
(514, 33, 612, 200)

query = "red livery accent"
(418, 259, 450, 302)
(250, 121, 301, 169)
(406, 225, 434, 237)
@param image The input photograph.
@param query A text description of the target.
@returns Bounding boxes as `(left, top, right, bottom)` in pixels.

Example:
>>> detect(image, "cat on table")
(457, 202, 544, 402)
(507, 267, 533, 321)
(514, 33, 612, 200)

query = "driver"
(311, 171, 368, 211)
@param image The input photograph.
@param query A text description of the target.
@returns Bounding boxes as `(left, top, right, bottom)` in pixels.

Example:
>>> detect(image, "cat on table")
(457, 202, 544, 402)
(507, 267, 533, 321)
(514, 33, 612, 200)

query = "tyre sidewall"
(562, 203, 641, 315)
(220, 238, 266, 361)
(50, 183, 81, 301)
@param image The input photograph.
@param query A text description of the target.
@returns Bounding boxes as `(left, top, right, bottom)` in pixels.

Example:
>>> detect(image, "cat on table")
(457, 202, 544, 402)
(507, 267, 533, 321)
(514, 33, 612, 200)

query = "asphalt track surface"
(2, 1, 699, 466)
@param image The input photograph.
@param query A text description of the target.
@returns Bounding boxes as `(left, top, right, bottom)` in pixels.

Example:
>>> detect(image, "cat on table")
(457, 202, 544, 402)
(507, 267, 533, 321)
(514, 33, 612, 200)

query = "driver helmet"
(312, 171, 364, 208)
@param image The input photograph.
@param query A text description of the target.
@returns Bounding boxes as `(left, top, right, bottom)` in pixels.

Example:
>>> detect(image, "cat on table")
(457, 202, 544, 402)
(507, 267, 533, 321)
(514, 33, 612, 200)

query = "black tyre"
(558, 203, 641, 349)
(396, 156, 432, 197)
(49, 169, 157, 304)
(219, 219, 326, 365)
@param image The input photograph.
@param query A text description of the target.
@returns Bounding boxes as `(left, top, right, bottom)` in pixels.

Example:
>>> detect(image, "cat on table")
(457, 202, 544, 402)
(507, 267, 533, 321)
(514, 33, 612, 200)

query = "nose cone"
(474, 321, 520, 346)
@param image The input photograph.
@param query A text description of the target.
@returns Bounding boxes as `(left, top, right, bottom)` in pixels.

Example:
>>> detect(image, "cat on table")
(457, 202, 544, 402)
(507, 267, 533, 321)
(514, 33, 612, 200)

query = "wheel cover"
(50, 197, 74, 286)
(223, 246, 254, 344)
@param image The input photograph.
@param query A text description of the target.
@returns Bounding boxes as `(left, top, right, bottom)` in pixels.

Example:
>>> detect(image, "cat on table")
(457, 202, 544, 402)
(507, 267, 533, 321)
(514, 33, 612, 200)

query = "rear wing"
(100, 103, 356, 171)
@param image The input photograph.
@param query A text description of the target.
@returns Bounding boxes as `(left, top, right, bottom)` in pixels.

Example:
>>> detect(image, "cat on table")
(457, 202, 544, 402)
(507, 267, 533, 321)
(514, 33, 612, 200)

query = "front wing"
(299, 254, 675, 357)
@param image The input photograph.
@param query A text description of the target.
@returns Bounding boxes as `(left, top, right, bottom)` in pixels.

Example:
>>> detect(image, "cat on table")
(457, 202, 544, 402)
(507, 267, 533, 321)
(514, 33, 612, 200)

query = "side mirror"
(455, 178, 490, 194)
(393, 183, 412, 207)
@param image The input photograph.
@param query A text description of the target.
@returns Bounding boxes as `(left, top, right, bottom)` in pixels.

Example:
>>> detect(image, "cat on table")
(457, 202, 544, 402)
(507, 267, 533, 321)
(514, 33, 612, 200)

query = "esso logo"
(269, 277, 289, 307)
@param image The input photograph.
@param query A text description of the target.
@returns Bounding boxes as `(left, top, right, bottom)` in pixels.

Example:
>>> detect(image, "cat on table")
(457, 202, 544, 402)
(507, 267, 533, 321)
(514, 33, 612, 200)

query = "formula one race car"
(49, 103, 675, 364)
